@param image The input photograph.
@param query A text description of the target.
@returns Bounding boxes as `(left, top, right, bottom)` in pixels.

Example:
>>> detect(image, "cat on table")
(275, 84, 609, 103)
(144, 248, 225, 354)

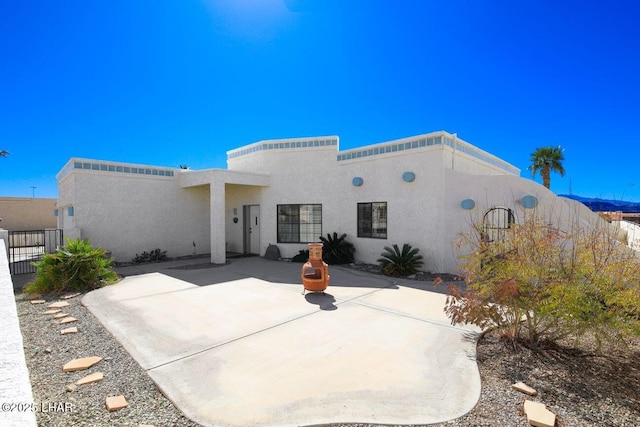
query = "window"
(277, 204, 322, 243)
(358, 202, 387, 238)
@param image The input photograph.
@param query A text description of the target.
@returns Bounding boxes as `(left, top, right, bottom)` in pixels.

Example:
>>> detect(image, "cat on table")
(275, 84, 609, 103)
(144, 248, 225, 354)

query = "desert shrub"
(133, 248, 167, 263)
(377, 243, 424, 276)
(291, 250, 309, 263)
(445, 216, 640, 349)
(320, 232, 355, 265)
(25, 238, 118, 294)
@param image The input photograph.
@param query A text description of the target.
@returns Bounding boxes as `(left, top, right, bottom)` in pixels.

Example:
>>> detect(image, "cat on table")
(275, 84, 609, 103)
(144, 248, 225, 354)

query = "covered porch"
(179, 169, 270, 264)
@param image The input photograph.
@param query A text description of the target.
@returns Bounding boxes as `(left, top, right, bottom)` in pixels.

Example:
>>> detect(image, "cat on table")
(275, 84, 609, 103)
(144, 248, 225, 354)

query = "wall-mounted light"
(352, 177, 364, 187)
(402, 172, 415, 182)
(460, 199, 476, 210)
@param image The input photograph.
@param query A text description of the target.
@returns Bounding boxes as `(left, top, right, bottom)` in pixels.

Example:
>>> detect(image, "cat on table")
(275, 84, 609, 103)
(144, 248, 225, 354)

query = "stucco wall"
(0, 239, 37, 427)
(60, 133, 610, 275)
(227, 144, 451, 271)
(59, 166, 210, 262)
(225, 184, 263, 253)
(441, 170, 612, 273)
(226, 141, 607, 274)
(0, 197, 57, 231)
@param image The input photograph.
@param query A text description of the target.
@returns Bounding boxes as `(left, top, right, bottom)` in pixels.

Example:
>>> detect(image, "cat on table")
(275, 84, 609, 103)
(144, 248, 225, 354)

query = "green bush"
(291, 250, 309, 263)
(377, 243, 424, 276)
(445, 216, 640, 349)
(320, 232, 355, 265)
(133, 248, 167, 263)
(25, 238, 118, 294)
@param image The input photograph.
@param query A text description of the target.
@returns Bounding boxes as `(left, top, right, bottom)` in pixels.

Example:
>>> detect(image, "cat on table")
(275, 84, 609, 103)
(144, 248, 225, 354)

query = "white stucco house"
(56, 130, 605, 274)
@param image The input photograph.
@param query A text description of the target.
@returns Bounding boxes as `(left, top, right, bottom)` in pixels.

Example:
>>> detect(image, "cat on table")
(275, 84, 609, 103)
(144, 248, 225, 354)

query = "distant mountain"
(559, 195, 640, 213)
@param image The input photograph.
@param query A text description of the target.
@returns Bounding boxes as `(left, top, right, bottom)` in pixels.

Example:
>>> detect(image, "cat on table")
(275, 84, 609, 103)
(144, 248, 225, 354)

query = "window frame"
(277, 204, 322, 243)
(357, 202, 388, 239)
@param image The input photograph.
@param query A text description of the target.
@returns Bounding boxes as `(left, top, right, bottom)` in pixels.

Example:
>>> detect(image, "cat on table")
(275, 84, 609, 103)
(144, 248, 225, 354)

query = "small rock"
(524, 400, 556, 427)
(66, 384, 77, 393)
(47, 301, 70, 308)
(106, 395, 128, 411)
(63, 356, 102, 372)
(104, 357, 112, 361)
(33, 347, 39, 354)
(76, 372, 104, 386)
(512, 381, 537, 396)
(44, 348, 52, 354)
(61, 327, 78, 335)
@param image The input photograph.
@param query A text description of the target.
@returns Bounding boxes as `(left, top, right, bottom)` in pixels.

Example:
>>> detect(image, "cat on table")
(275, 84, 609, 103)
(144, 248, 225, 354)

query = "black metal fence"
(8, 229, 63, 275)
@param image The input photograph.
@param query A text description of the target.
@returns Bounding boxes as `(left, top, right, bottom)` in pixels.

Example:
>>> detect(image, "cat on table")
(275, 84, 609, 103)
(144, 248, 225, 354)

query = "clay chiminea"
(301, 243, 330, 293)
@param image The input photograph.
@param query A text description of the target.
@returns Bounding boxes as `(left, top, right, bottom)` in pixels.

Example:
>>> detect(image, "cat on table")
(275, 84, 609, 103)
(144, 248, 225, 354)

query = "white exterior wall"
(226, 135, 521, 273)
(441, 170, 613, 273)
(56, 161, 210, 262)
(0, 240, 37, 427)
(59, 131, 611, 275)
(228, 146, 339, 259)
(225, 185, 263, 254)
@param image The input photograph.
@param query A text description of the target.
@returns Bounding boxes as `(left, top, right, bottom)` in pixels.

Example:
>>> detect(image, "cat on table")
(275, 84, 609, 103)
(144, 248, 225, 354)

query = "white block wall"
(0, 239, 37, 427)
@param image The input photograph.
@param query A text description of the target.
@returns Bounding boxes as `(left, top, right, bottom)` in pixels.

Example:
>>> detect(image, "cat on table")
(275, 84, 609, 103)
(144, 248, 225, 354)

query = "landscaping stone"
(53, 313, 69, 319)
(512, 381, 537, 396)
(105, 395, 128, 411)
(30, 299, 46, 304)
(76, 372, 104, 386)
(61, 293, 81, 300)
(59, 317, 78, 324)
(66, 384, 77, 392)
(43, 309, 61, 315)
(524, 400, 556, 427)
(60, 326, 78, 335)
(47, 301, 70, 308)
(63, 356, 102, 372)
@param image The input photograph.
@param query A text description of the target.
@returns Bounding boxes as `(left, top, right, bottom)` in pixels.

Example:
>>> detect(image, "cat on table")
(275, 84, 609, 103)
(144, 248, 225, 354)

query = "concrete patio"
(83, 257, 481, 427)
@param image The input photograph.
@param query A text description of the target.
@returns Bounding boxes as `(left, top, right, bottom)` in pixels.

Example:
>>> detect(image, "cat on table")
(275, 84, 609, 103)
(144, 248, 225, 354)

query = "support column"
(210, 178, 226, 264)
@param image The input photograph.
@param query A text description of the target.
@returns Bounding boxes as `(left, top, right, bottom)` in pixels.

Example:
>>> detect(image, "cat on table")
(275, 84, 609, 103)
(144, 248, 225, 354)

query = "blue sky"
(1, 0, 639, 201)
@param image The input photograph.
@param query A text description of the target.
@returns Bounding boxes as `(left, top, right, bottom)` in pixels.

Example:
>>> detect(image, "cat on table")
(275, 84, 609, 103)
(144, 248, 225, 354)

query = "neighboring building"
(0, 197, 57, 231)
(56, 130, 607, 273)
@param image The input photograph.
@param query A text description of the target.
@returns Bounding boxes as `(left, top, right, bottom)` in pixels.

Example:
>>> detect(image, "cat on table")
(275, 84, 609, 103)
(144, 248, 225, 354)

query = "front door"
(243, 205, 261, 255)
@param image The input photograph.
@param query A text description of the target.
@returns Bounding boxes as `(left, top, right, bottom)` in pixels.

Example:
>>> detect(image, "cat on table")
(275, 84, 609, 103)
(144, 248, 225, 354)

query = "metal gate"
(482, 207, 515, 243)
(8, 229, 63, 275)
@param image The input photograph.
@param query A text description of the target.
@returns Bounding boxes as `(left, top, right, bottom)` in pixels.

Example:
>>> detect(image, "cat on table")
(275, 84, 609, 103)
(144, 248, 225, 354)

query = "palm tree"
(529, 146, 565, 189)
(0, 150, 8, 157)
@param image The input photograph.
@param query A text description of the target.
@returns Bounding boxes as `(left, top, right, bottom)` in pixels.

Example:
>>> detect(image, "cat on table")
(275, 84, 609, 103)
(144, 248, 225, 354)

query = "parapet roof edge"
(56, 157, 179, 181)
(336, 130, 520, 174)
(226, 135, 340, 156)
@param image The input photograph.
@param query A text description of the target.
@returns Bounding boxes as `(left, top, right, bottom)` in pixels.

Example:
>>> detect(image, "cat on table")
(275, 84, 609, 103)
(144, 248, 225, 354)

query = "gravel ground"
(16, 286, 640, 427)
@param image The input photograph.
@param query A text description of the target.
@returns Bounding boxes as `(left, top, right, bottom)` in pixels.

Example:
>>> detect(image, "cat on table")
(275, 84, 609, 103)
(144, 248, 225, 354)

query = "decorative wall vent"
(402, 172, 415, 182)
(460, 199, 476, 210)
(520, 195, 538, 209)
